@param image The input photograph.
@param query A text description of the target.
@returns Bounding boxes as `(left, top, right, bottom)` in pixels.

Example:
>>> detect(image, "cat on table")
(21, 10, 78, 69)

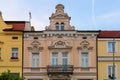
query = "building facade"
(0, 11, 31, 77)
(23, 4, 99, 80)
(98, 31, 120, 80)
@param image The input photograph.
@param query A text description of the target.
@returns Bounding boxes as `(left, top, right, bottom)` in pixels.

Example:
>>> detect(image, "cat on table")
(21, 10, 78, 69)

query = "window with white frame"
(11, 48, 18, 59)
(62, 52, 68, 65)
(52, 52, 58, 66)
(107, 41, 116, 53)
(32, 53, 39, 67)
(108, 65, 117, 79)
(81, 53, 88, 67)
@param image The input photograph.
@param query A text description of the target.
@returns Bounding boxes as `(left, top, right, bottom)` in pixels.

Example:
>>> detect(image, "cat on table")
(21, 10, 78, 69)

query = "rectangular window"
(32, 53, 39, 67)
(81, 53, 88, 67)
(52, 52, 58, 66)
(62, 52, 68, 65)
(34, 37, 38, 39)
(10, 73, 19, 78)
(12, 37, 18, 40)
(108, 65, 117, 79)
(11, 48, 18, 59)
(61, 26, 64, 30)
(107, 41, 116, 53)
(56, 26, 59, 30)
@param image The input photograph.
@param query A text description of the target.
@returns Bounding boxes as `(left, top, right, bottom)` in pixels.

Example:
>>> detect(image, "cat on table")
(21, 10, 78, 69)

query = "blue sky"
(0, 0, 120, 30)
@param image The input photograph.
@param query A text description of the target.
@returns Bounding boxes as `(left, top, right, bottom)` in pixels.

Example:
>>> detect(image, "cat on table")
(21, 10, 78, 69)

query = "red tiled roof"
(99, 31, 120, 38)
(4, 21, 26, 31)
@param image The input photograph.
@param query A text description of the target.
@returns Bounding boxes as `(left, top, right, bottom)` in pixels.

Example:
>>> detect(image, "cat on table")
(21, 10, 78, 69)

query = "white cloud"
(97, 11, 120, 19)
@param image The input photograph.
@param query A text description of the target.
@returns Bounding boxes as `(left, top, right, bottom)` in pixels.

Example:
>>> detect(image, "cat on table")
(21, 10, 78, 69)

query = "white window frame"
(62, 52, 68, 65)
(107, 64, 117, 79)
(32, 53, 39, 67)
(52, 52, 58, 66)
(107, 41, 117, 53)
(81, 52, 88, 67)
(12, 48, 18, 59)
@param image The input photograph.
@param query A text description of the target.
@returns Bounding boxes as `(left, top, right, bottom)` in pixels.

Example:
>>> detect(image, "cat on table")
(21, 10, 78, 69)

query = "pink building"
(23, 4, 99, 80)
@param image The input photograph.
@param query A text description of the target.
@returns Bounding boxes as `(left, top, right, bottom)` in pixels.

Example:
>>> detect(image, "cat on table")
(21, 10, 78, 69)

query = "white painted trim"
(98, 57, 120, 61)
(79, 50, 81, 67)
(98, 38, 120, 41)
(25, 76, 43, 79)
(39, 51, 41, 67)
(89, 52, 91, 67)
(107, 40, 117, 53)
(29, 52, 32, 67)
(76, 75, 96, 79)
(107, 64, 117, 79)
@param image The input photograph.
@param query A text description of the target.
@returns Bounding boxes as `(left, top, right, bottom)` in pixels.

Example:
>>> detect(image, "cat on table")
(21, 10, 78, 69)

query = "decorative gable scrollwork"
(78, 40, 93, 52)
(48, 40, 72, 49)
(27, 41, 43, 53)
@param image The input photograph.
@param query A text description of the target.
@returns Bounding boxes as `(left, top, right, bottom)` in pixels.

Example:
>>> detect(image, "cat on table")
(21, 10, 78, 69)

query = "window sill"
(10, 59, 19, 61)
(31, 67, 40, 69)
(11, 57, 18, 59)
(108, 52, 117, 53)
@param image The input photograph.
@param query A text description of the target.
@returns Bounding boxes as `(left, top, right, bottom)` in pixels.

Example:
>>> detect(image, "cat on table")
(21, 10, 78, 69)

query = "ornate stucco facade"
(23, 4, 99, 80)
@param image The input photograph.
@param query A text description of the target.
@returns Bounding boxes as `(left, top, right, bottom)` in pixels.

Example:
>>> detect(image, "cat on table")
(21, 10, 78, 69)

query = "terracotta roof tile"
(99, 31, 120, 38)
(5, 21, 26, 31)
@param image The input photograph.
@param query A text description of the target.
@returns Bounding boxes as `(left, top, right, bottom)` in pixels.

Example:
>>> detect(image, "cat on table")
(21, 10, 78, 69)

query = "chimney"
(31, 26, 35, 31)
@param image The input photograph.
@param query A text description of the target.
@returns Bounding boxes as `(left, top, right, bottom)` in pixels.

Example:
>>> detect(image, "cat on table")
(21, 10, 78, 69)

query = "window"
(52, 52, 58, 66)
(81, 53, 88, 67)
(62, 52, 68, 65)
(10, 73, 19, 77)
(55, 23, 59, 30)
(0, 48, 1, 59)
(34, 37, 38, 39)
(32, 53, 39, 67)
(108, 65, 117, 79)
(11, 48, 18, 59)
(12, 37, 18, 39)
(107, 41, 116, 53)
(82, 36, 87, 39)
(61, 23, 64, 30)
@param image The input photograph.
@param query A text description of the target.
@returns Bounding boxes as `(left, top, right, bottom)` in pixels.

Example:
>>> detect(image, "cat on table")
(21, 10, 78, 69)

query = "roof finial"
(55, 4, 64, 14)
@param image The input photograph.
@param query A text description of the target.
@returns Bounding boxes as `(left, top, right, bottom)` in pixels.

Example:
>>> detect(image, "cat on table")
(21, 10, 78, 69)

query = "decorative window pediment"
(78, 40, 93, 51)
(31, 41, 40, 46)
(28, 41, 43, 53)
(48, 40, 72, 49)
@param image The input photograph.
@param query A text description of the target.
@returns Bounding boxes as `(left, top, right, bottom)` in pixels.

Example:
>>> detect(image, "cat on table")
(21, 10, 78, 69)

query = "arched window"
(61, 23, 64, 30)
(55, 22, 59, 30)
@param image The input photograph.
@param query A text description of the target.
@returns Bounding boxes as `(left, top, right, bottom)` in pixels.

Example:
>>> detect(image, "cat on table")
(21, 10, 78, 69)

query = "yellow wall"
(0, 14, 22, 76)
(98, 40, 120, 56)
(98, 39, 120, 80)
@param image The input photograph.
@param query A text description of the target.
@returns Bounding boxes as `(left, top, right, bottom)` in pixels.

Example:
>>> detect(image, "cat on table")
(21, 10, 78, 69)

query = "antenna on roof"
(29, 12, 32, 22)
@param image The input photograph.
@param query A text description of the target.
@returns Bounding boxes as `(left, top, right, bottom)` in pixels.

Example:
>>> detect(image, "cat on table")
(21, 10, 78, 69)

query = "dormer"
(46, 4, 75, 31)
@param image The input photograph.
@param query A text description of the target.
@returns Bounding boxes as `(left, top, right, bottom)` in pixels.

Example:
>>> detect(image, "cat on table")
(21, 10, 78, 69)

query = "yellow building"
(98, 31, 120, 80)
(0, 11, 31, 77)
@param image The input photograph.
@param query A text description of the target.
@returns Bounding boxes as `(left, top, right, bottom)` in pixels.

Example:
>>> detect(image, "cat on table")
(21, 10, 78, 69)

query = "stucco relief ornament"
(28, 41, 43, 52)
(48, 40, 72, 49)
(78, 40, 93, 51)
